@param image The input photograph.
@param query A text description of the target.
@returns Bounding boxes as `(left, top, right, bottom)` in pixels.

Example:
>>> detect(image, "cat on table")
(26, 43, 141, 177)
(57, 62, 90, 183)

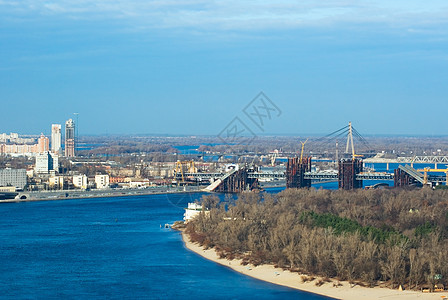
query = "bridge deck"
(176, 170, 446, 183)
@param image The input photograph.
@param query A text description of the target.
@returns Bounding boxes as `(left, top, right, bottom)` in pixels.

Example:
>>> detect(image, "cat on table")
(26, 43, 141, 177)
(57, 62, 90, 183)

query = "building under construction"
(338, 158, 363, 190)
(286, 157, 312, 188)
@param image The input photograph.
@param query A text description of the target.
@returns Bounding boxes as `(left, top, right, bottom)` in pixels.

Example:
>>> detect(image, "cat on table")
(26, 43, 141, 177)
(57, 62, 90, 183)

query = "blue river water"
(0, 192, 330, 299)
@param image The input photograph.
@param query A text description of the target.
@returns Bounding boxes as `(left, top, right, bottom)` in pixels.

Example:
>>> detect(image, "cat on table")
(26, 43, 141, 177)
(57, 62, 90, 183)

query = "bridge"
(174, 123, 447, 192)
(364, 155, 448, 169)
(176, 170, 395, 182)
(175, 163, 447, 192)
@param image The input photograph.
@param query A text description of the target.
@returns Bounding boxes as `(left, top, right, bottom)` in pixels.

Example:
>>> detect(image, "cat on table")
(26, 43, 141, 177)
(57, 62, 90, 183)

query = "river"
(0, 192, 329, 299)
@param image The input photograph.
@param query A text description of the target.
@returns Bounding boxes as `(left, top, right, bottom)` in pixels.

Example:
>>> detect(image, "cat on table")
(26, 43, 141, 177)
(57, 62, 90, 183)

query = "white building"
(73, 175, 88, 189)
(128, 178, 150, 188)
(35, 152, 59, 174)
(0, 168, 27, 189)
(49, 176, 64, 189)
(183, 203, 208, 223)
(95, 174, 109, 189)
(51, 124, 62, 154)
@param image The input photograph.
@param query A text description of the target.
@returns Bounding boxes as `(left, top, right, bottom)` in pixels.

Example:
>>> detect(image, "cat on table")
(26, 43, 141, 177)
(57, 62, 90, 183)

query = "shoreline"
(0, 187, 204, 203)
(0, 182, 285, 204)
(181, 231, 444, 300)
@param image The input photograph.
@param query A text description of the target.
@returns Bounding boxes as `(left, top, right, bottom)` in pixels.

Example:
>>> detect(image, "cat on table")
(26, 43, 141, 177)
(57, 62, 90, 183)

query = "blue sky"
(1, 1, 447, 136)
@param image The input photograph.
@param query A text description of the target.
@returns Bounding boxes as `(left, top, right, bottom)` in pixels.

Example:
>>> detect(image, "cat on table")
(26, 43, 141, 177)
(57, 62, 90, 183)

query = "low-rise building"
(110, 177, 126, 183)
(0, 168, 26, 189)
(127, 178, 150, 188)
(0, 186, 17, 192)
(49, 176, 64, 189)
(95, 174, 109, 189)
(72, 175, 88, 189)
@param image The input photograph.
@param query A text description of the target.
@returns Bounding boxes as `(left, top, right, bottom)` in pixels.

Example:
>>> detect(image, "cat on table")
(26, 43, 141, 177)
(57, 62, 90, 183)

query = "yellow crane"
(174, 160, 197, 184)
(417, 167, 448, 185)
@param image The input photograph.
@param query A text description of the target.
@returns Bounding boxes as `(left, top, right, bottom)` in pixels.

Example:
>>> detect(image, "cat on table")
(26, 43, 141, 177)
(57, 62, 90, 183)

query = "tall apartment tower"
(65, 119, 75, 157)
(51, 124, 62, 154)
(37, 133, 49, 153)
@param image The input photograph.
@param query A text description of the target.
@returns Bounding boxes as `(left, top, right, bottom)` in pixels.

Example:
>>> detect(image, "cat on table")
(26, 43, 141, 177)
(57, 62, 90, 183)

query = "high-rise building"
(65, 119, 75, 157)
(51, 124, 62, 154)
(35, 152, 59, 174)
(36, 133, 49, 153)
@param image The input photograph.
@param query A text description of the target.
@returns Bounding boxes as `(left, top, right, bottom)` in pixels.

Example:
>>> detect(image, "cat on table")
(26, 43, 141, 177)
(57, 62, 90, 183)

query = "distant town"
(1, 120, 448, 200)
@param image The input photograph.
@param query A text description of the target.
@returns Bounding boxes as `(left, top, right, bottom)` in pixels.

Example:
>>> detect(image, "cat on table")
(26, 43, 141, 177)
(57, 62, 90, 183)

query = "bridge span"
(175, 162, 447, 192)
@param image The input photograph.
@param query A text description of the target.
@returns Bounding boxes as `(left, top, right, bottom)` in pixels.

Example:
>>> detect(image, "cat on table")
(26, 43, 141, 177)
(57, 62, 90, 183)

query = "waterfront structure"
(72, 175, 87, 189)
(65, 119, 75, 157)
(51, 124, 62, 154)
(128, 178, 150, 188)
(95, 174, 110, 189)
(0, 168, 26, 189)
(183, 203, 208, 223)
(35, 152, 59, 174)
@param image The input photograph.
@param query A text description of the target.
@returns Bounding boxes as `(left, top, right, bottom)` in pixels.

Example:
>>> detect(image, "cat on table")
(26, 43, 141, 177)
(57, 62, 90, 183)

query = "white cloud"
(1, 0, 447, 32)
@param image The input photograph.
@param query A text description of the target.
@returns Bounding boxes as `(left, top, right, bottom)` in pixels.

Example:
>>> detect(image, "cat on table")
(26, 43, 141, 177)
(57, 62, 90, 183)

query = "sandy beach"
(182, 231, 445, 300)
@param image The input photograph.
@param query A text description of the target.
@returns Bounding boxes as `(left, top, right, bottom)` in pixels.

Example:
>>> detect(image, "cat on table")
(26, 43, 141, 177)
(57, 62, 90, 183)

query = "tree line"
(186, 188, 448, 290)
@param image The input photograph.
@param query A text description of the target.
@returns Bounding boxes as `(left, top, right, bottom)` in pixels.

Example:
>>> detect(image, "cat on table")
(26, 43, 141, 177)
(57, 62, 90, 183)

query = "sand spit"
(182, 231, 445, 300)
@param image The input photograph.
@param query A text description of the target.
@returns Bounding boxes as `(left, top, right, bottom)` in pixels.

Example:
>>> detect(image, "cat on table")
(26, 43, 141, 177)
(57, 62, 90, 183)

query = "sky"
(1, 1, 448, 136)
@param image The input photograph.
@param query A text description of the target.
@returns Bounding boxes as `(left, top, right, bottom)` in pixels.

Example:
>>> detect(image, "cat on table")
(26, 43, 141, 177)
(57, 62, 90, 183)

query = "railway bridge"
(175, 161, 447, 193)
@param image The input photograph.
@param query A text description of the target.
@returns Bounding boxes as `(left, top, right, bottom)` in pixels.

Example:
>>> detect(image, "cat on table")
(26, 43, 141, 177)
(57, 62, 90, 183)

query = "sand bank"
(182, 232, 444, 300)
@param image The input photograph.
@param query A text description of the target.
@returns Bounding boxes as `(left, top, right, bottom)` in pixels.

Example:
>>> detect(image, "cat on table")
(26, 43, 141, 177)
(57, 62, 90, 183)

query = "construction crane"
(174, 160, 197, 184)
(417, 167, 448, 185)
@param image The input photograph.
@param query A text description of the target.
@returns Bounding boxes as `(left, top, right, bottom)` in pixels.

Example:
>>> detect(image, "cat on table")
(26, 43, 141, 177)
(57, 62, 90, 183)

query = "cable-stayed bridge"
(174, 123, 448, 192)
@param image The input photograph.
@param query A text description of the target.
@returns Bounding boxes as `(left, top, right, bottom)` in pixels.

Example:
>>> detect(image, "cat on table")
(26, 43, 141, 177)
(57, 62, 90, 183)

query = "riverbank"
(0, 186, 203, 203)
(181, 231, 444, 300)
(0, 181, 285, 204)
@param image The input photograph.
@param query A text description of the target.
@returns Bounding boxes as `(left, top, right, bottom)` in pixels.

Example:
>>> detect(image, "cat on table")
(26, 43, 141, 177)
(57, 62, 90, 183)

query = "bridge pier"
(213, 166, 260, 193)
(393, 166, 424, 188)
(394, 169, 412, 187)
(338, 159, 363, 190)
(286, 157, 312, 189)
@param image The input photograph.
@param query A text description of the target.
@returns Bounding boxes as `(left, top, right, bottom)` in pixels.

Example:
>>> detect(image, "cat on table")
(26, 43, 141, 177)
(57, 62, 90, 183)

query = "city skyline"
(1, 1, 447, 136)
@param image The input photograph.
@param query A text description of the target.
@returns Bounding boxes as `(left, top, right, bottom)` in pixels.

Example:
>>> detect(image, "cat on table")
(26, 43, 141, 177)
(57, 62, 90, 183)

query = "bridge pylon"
(286, 156, 312, 189)
(338, 158, 363, 190)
